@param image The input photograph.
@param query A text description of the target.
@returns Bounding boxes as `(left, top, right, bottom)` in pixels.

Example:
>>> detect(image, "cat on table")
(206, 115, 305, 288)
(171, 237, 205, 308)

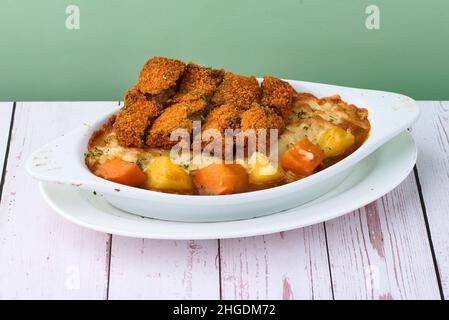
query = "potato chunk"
(145, 156, 192, 192)
(248, 152, 285, 184)
(318, 126, 355, 157)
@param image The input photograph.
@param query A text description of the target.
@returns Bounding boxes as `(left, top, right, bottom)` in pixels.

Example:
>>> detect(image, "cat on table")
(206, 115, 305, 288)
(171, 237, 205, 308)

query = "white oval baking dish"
(26, 80, 420, 222)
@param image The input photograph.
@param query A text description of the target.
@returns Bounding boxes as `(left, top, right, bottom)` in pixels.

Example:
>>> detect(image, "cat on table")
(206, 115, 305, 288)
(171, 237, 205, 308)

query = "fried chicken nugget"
(261, 76, 295, 121)
(173, 63, 224, 102)
(241, 103, 285, 132)
(200, 104, 241, 158)
(202, 103, 241, 133)
(146, 102, 193, 149)
(241, 103, 285, 153)
(211, 72, 262, 110)
(136, 56, 186, 100)
(179, 99, 209, 117)
(113, 88, 163, 147)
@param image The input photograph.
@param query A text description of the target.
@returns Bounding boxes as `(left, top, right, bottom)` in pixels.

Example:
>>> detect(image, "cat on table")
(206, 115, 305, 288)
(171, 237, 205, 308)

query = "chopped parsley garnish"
(303, 125, 310, 131)
(200, 115, 206, 121)
(120, 105, 127, 111)
(296, 111, 307, 120)
(136, 158, 144, 170)
(85, 147, 104, 158)
(329, 116, 337, 122)
(162, 74, 167, 80)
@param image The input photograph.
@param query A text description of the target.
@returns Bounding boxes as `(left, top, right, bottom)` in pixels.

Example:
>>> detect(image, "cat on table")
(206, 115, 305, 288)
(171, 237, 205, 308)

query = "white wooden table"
(0, 101, 447, 300)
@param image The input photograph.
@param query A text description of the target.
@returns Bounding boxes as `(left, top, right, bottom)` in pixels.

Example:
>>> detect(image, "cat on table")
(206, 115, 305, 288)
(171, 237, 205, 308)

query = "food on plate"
(193, 163, 249, 195)
(211, 72, 262, 110)
(113, 88, 163, 147)
(280, 138, 326, 176)
(318, 126, 355, 157)
(261, 76, 295, 121)
(146, 102, 193, 149)
(95, 158, 147, 187)
(136, 56, 186, 102)
(85, 56, 370, 195)
(172, 63, 224, 104)
(145, 156, 192, 192)
(248, 152, 285, 184)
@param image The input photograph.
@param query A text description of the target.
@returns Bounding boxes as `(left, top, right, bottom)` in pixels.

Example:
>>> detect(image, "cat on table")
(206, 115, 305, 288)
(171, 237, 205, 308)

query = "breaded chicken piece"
(241, 103, 285, 133)
(146, 103, 193, 149)
(261, 76, 295, 121)
(178, 99, 209, 117)
(172, 63, 224, 102)
(241, 103, 285, 153)
(202, 104, 241, 132)
(136, 56, 186, 101)
(199, 104, 241, 158)
(211, 72, 261, 110)
(113, 88, 163, 147)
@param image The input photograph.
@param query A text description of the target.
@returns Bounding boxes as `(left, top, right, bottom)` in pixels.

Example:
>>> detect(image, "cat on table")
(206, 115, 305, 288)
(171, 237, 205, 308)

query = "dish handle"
(26, 128, 92, 185)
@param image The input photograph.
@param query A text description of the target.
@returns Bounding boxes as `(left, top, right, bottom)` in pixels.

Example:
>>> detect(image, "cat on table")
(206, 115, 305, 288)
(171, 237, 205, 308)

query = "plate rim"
(39, 131, 417, 239)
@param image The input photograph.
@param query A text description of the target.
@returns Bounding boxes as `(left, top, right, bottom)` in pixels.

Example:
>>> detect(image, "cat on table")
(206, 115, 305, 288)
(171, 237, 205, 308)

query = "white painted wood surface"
(0, 101, 447, 300)
(412, 101, 449, 298)
(219, 225, 332, 299)
(0, 102, 13, 172)
(0, 102, 116, 299)
(108, 237, 220, 299)
(325, 174, 440, 299)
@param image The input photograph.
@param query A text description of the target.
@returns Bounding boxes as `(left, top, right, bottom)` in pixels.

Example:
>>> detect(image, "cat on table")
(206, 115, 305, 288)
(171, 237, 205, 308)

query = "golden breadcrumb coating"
(241, 103, 285, 153)
(202, 103, 241, 133)
(172, 63, 224, 102)
(179, 99, 209, 117)
(241, 103, 285, 133)
(113, 88, 163, 147)
(261, 76, 295, 121)
(146, 103, 193, 149)
(211, 72, 261, 110)
(200, 104, 241, 158)
(136, 56, 186, 96)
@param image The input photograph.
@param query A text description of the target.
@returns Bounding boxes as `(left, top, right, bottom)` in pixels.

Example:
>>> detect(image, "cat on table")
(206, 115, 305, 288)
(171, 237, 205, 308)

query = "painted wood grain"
(107, 237, 220, 299)
(0, 102, 13, 174)
(0, 102, 117, 299)
(325, 173, 441, 299)
(219, 224, 333, 300)
(107, 101, 221, 300)
(413, 101, 449, 298)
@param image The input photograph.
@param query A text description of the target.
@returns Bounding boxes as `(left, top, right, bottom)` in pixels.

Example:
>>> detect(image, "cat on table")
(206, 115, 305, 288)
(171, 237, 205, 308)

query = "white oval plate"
(39, 131, 416, 240)
(28, 80, 420, 222)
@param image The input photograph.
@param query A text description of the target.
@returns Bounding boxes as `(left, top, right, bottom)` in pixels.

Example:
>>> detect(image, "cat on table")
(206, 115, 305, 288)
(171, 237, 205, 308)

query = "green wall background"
(0, 0, 448, 101)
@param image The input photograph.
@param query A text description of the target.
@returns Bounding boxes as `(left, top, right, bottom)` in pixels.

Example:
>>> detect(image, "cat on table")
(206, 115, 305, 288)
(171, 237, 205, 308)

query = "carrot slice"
(95, 158, 147, 187)
(281, 138, 325, 176)
(193, 163, 249, 195)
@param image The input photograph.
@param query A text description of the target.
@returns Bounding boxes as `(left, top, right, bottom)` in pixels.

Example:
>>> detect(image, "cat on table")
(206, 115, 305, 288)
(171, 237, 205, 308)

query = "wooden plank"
(0, 102, 116, 299)
(219, 225, 332, 300)
(107, 237, 220, 299)
(413, 101, 449, 298)
(325, 173, 441, 299)
(107, 101, 220, 300)
(0, 102, 13, 175)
